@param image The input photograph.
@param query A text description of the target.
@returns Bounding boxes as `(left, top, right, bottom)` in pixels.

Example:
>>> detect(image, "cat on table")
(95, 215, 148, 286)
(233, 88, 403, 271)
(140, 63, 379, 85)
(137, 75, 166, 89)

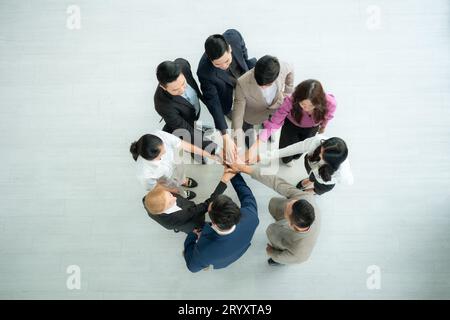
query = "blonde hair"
(144, 186, 168, 214)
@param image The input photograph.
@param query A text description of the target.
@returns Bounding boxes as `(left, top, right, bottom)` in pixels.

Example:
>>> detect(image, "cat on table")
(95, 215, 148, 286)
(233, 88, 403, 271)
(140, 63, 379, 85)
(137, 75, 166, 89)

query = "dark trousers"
(279, 118, 319, 164)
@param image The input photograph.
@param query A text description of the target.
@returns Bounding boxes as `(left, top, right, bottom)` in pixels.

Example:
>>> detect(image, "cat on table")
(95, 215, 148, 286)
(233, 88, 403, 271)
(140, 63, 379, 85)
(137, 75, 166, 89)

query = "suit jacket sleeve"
(230, 173, 257, 215)
(250, 166, 307, 199)
(231, 80, 246, 138)
(197, 74, 228, 133)
(266, 134, 324, 160)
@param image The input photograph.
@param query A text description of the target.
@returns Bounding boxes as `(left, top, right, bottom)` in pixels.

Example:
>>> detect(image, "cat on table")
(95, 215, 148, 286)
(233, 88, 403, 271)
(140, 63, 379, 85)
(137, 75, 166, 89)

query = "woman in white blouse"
(130, 130, 220, 200)
(266, 135, 353, 195)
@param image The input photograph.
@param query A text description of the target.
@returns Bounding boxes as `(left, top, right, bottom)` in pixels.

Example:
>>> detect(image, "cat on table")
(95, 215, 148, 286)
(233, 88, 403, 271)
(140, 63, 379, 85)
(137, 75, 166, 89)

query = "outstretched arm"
(230, 164, 306, 200)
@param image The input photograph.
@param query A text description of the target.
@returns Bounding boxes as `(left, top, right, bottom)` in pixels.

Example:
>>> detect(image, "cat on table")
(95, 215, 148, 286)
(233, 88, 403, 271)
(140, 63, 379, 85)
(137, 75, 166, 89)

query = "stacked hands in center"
(130, 28, 353, 272)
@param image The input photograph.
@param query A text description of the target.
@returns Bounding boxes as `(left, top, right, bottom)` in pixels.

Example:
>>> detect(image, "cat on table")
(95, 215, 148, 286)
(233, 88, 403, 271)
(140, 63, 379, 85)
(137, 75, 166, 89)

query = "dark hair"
(291, 80, 327, 124)
(156, 61, 181, 87)
(130, 134, 164, 161)
(209, 195, 241, 230)
(291, 199, 315, 229)
(205, 34, 229, 61)
(309, 137, 348, 182)
(254, 55, 280, 86)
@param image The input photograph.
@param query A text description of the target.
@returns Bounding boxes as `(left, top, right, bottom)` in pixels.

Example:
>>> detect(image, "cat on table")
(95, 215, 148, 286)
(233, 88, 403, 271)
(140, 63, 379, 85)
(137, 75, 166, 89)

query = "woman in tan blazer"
(232, 55, 294, 148)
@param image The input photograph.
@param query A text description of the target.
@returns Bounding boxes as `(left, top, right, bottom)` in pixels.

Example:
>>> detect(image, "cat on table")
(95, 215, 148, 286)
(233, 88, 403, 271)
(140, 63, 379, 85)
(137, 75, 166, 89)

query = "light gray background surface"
(0, 0, 449, 299)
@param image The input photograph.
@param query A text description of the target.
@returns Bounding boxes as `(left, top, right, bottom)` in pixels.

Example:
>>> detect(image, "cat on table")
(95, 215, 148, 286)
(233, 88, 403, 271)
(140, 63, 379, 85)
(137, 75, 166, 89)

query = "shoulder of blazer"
(223, 29, 243, 48)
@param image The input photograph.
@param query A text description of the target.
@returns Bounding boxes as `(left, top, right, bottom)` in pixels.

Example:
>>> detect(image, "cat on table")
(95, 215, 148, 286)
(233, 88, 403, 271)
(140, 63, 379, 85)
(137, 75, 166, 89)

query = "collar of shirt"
(163, 203, 182, 214)
(211, 224, 236, 236)
(181, 84, 200, 114)
(260, 82, 278, 105)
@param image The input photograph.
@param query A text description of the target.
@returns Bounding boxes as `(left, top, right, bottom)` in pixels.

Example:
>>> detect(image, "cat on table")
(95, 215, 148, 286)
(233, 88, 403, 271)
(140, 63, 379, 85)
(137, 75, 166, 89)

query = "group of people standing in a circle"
(130, 29, 353, 272)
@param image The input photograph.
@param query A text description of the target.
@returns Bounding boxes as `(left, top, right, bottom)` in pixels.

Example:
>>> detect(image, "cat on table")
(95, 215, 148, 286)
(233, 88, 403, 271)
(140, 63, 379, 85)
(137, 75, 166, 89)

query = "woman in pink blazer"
(248, 79, 337, 165)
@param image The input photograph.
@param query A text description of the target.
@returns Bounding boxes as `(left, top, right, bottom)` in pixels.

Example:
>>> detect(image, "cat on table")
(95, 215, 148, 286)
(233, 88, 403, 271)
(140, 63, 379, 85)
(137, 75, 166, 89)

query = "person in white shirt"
(263, 135, 353, 195)
(130, 130, 220, 200)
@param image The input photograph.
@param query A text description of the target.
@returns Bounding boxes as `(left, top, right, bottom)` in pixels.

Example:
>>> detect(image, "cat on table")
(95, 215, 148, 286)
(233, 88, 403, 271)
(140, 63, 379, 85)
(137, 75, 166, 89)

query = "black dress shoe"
(185, 190, 196, 200)
(267, 258, 283, 266)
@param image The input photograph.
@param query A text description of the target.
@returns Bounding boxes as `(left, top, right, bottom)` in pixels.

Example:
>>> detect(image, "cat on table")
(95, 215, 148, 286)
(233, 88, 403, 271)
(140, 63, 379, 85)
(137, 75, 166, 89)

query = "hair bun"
(130, 141, 139, 161)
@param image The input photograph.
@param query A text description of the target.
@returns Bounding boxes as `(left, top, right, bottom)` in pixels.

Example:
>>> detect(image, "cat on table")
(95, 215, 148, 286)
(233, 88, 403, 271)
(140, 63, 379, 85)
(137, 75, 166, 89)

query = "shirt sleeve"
(283, 62, 294, 95)
(197, 75, 228, 132)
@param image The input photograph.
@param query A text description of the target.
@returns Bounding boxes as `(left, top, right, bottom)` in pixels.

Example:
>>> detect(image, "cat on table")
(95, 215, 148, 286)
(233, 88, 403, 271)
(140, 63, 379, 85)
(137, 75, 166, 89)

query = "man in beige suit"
(232, 55, 294, 148)
(230, 163, 319, 266)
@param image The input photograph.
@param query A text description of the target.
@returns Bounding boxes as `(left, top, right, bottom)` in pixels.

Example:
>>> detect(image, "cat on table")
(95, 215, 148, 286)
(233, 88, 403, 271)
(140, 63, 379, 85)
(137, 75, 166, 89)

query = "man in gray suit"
(230, 163, 319, 266)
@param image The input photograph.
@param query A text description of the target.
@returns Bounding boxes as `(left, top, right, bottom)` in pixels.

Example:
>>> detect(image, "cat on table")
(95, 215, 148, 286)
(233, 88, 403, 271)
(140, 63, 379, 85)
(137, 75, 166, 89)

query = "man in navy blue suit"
(183, 172, 259, 272)
(197, 29, 256, 163)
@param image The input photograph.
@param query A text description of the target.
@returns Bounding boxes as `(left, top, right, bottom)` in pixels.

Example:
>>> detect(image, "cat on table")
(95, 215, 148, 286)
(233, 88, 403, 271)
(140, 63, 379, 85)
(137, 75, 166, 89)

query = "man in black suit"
(197, 29, 256, 163)
(154, 58, 218, 162)
(142, 167, 235, 234)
